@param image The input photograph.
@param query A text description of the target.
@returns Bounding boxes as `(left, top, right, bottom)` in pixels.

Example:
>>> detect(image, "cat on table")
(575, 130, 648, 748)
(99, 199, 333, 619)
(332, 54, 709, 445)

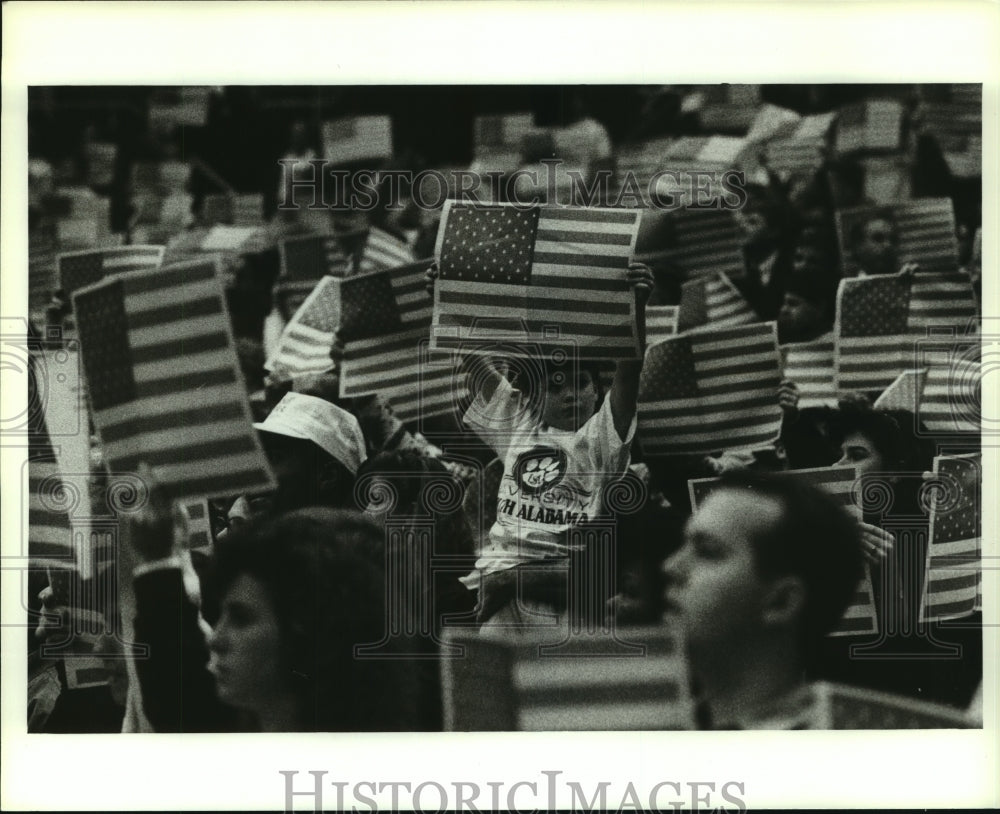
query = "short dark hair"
(832, 402, 935, 473)
(713, 470, 864, 645)
(212, 508, 419, 731)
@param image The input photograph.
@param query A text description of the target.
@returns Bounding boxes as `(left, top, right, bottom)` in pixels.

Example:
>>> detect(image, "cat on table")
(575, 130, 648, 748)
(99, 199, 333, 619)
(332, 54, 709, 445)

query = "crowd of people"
(24, 84, 983, 733)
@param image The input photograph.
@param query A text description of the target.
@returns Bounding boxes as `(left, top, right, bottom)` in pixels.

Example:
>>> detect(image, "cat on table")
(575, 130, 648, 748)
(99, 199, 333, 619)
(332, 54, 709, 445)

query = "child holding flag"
(427, 260, 654, 634)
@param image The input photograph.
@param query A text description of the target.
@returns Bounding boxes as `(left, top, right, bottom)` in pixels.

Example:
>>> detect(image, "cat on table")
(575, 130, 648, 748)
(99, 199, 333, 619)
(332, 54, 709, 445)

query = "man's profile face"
(663, 489, 783, 654)
(855, 217, 898, 275)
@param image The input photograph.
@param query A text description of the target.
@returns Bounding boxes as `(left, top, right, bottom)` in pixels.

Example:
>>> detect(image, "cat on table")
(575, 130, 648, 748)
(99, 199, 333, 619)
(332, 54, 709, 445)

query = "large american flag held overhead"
(431, 201, 643, 360)
(265, 276, 341, 382)
(638, 322, 783, 456)
(780, 333, 838, 409)
(58, 245, 165, 300)
(338, 260, 462, 422)
(687, 466, 879, 637)
(72, 258, 276, 500)
(834, 268, 979, 395)
(920, 453, 981, 623)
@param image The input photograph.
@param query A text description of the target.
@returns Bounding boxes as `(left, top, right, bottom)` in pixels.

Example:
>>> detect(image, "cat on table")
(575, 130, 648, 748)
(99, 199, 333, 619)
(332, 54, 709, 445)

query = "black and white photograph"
(2, 3, 997, 811)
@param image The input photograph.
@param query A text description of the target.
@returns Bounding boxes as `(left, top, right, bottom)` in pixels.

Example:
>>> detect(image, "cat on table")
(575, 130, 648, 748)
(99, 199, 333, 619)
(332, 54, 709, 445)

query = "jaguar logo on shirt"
(512, 445, 568, 496)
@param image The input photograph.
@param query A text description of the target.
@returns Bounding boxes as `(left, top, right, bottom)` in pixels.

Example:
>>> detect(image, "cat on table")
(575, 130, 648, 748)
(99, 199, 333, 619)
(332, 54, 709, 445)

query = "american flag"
(338, 261, 461, 422)
(687, 466, 879, 637)
(646, 305, 680, 346)
(638, 322, 783, 456)
(322, 115, 393, 165)
(279, 234, 351, 282)
(33, 340, 102, 578)
(27, 410, 76, 570)
(71, 258, 276, 500)
(916, 341, 980, 433)
(356, 226, 416, 273)
(637, 207, 745, 281)
(58, 246, 165, 299)
(919, 453, 981, 622)
(780, 333, 837, 408)
(21, 328, 75, 570)
(264, 276, 340, 382)
(678, 271, 756, 333)
(431, 202, 643, 360)
(834, 268, 979, 394)
(441, 625, 693, 730)
(764, 112, 837, 180)
(834, 98, 905, 153)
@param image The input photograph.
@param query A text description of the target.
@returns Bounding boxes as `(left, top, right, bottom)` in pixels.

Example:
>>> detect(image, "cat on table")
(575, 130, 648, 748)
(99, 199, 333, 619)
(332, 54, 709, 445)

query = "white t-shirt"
(462, 376, 636, 584)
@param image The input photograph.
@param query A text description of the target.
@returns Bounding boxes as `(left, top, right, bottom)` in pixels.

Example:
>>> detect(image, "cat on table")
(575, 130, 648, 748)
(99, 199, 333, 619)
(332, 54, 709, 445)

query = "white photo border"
(2, 1, 997, 810)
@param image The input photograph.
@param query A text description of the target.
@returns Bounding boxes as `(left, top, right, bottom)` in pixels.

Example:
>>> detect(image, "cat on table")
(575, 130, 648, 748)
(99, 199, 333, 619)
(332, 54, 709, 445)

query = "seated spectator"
(250, 392, 367, 517)
(662, 469, 865, 729)
(815, 400, 981, 707)
(128, 483, 420, 732)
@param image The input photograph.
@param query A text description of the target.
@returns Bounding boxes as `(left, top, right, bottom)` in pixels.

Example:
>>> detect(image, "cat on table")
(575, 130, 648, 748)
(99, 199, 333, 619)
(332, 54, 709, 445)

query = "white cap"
(254, 392, 367, 475)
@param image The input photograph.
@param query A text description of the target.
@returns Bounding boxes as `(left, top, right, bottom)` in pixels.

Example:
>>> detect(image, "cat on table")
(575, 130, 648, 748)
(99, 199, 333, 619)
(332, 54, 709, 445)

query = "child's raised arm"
(608, 262, 654, 442)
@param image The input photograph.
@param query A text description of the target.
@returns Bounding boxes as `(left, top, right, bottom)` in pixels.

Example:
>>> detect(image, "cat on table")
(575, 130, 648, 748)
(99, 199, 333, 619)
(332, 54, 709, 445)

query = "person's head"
(663, 470, 864, 667)
(254, 392, 367, 513)
(207, 508, 417, 730)
(777, 272, 836, 343)
(831, 402, 933, 478)
(538, 356, 605, 432)
(850, 212, 899, 276)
